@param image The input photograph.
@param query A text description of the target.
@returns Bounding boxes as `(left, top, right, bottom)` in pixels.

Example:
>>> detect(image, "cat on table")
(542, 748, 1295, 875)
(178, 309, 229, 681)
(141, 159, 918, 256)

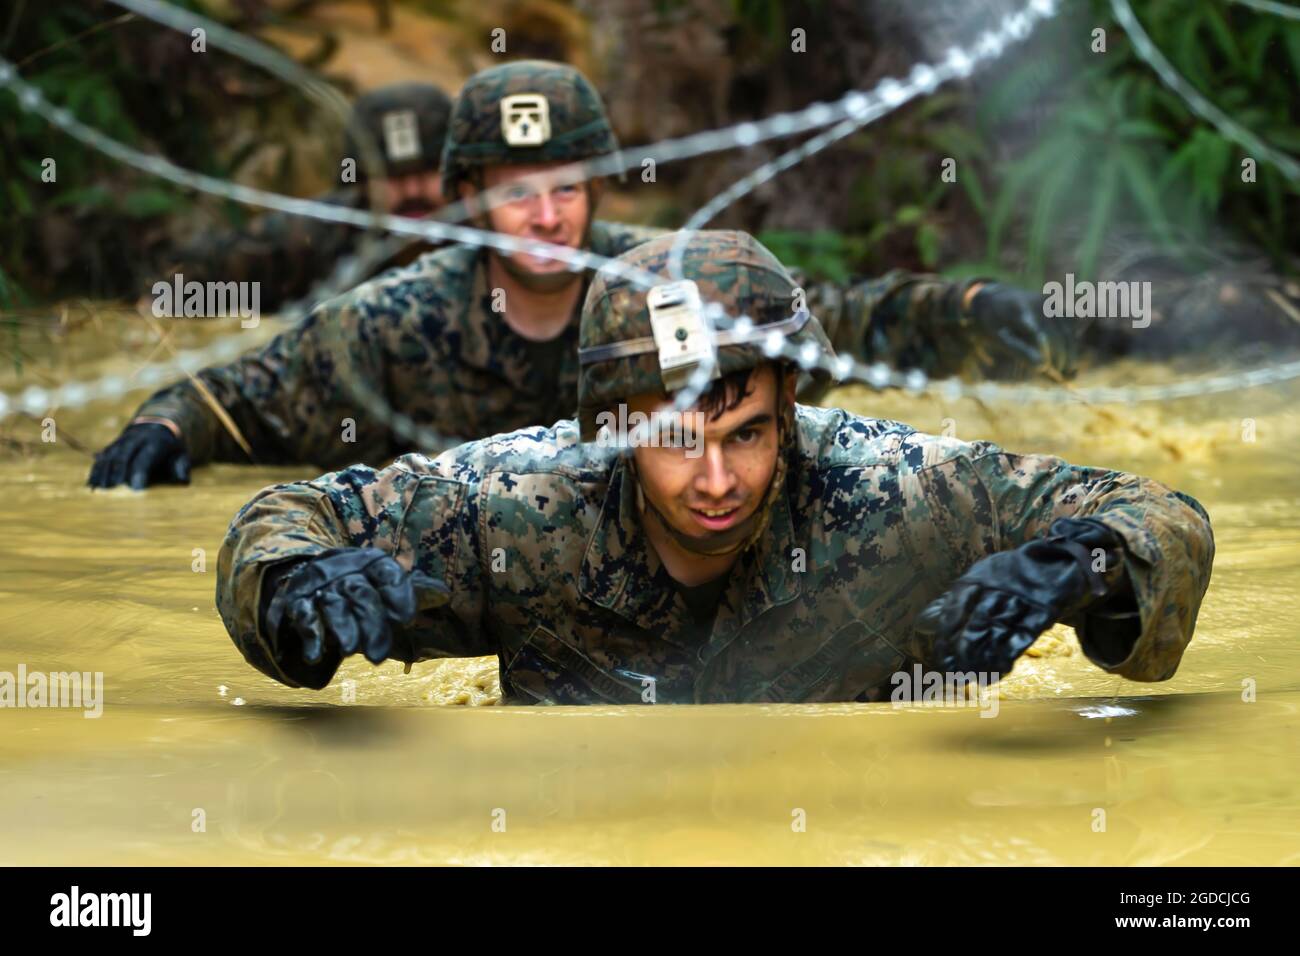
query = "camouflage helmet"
(577, 230, 836, 441)
(343, 82, 453, 180)
(440, 60, 619, 200)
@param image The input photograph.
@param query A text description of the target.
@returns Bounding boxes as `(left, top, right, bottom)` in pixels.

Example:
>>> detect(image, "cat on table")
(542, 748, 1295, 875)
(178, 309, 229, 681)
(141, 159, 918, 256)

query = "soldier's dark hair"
(695, 367, 757, 421)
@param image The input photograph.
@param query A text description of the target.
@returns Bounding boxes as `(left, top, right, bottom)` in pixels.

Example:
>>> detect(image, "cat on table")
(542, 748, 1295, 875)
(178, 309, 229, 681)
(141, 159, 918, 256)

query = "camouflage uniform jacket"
(149, 187, 441, 314)
(217, 407, 1215, 704)
(135, 230, 1024, 471)
(137, 220, 662, 467)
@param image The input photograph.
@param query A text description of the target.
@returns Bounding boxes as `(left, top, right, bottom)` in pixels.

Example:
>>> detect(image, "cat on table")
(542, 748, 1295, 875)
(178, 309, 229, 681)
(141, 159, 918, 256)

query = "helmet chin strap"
(633, 371, 793, 559)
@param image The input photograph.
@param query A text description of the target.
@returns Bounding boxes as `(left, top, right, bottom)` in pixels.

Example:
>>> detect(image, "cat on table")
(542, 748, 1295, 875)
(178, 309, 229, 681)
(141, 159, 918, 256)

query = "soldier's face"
(630, 365, 789, 544)
(377, 171, 444, 217)
(465, 164, 594, 278)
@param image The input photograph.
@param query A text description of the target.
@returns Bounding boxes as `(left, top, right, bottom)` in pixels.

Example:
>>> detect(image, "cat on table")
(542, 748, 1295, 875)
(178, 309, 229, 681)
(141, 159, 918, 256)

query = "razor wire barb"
(2, 0, 1300, 439)
(0, 0, 1059, 438)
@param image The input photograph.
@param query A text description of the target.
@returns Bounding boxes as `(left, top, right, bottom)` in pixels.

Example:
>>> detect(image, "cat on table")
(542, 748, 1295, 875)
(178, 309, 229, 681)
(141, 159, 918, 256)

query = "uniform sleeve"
(216, 455, 490, 689)
(961, 444, 1215, 681)
(805, 269, 980, 379)
(132, 298, 395, 469)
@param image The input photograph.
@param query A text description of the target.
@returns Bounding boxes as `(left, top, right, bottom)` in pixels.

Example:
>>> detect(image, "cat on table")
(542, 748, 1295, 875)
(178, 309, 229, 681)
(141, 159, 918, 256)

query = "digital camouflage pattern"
(803, 269, 1070, 394)
(216, 408, 1215, 702)
(132, 227, 1066, 471)
(576, 230, 835, 440)
(440, 60, 620, 199)
(135, 220, 662, 467)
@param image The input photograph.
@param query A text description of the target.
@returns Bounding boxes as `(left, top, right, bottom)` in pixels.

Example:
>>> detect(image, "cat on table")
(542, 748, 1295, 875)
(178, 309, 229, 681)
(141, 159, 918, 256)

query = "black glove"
(261, 547, 450, 668)
(966, 283, 1079, 380)
(88, 422, 191, 490)
(915, 517, 1132, 678)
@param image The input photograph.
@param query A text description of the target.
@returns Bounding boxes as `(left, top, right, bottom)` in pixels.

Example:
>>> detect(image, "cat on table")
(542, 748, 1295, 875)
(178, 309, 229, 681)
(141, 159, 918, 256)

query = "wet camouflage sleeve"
(150, 188, 368, 312)
(133, 301, 396, 468)
(897, 434, 1214, 682)
(216, 411, 1215, 699)
(135, 219, 659, 469)
(216, 453, 488, 689)
(805, 269, 982, 380)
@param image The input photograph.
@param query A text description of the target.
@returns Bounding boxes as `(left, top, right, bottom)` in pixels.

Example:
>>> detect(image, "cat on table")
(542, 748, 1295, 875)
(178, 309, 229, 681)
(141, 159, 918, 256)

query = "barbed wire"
(0, 0, 1061, 439)
(0, 59, 666, 286)
(664, 0, 1300, 418)
(1228, 0, 1300, 21)
(3, 0, 1300, 439)
(662, 19, 1026, 412)
(1113, 0, 1300, 185)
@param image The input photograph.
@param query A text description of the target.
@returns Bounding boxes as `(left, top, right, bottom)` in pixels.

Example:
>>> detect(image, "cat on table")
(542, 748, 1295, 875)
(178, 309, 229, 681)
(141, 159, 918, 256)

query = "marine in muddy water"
(88, 60, 1075, 491)
(143, 82, 455, 313)
(215, 230, 1213, 705)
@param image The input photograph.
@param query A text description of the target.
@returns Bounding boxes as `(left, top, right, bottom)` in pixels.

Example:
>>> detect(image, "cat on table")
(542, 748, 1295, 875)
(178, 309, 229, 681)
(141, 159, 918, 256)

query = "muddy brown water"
(1, 312, 1297, 864)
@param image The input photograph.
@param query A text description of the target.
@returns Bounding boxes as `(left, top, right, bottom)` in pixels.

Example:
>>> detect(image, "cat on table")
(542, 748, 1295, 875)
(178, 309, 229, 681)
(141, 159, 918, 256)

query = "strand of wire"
(104, 0, 1064, 239)
(0, 0, 1050, 435)
(3, 0, 1300, 425)
(663, 0, 1063, 412)
(1112, 0, 1300, 184)
(106, 0, 390, 237)
(669, 0, 1300, 420)
(115, 0, 1064, 427)
(1228, 0, 1300, 20)
(6, 42, 1300, 423)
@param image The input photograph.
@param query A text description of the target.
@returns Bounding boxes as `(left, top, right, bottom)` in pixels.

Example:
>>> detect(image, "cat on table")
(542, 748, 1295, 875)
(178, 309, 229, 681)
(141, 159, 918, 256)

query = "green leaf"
(1026, 146, 1084, 281)
(50, 185, 114, 210)
(894, 205, 923, 227)
(1243, 19, 1278, 81)
(1175, 11, 1211, 93)
(1077, 155, 1121, 280)
(1117, 145, 1176, 246)
(915, 222, 942, 270)
(1285, 26, 1300, 81)
(986, 139, 1075, 259)
(1068, 105, 1110, 135)
(7, 181, 33, 217)
(1203, 5, 1244, 73)
(958, 165, 989, 218)
(1114, 119, 1169, 141)
(120, 187, 181, 218)
(1264, 128, 1300, 152)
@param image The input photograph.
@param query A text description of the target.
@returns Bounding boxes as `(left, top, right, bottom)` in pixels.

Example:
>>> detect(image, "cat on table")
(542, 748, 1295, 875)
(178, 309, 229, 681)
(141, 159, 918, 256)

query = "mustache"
(393, 198, 438, 217)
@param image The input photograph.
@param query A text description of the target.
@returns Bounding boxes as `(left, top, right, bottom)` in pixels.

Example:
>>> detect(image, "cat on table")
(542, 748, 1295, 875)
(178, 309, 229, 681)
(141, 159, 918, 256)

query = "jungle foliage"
(0, 0, 344, 303)
(762, 0, 1300, 286)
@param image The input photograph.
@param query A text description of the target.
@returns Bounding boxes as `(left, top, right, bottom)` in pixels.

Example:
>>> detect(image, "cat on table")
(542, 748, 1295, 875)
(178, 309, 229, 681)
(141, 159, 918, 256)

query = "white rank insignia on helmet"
(381, 110, 421, 162)
(500, 93, 551, 146)
(648, 280, 718, 392)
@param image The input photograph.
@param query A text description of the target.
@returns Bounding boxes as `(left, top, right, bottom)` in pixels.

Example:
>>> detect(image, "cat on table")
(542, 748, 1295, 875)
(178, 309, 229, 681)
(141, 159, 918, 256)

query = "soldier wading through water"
(216, 230, 1214, 705)
(91, 60, 1076, 490)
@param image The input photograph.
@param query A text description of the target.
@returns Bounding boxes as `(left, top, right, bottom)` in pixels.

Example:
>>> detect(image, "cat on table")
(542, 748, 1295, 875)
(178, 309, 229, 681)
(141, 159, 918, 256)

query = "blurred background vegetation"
(2, 0, 1298, 331)
(754, 0, 1300, 290)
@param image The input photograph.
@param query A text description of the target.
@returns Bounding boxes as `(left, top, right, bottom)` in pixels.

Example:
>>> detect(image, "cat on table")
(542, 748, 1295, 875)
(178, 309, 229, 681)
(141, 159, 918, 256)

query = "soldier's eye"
(504, 186, 533, 202)
(553, 184, 581, 201)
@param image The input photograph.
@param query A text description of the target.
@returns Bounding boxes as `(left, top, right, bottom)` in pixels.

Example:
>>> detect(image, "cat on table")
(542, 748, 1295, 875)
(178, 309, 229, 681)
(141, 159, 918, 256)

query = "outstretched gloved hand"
(965, 283, 1079, 380)
(914, 517, 1133, 678)
(261, 547, 450, 667)
(88, 422, 191, 490)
